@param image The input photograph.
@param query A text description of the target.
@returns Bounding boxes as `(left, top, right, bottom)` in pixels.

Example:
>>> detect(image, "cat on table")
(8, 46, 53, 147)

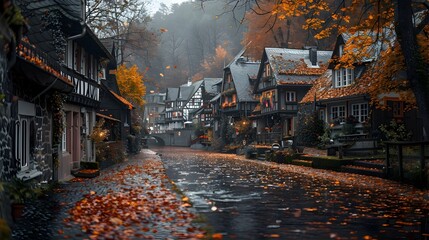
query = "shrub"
(379, 119, 412, 142)
(275, 148, 297, 164)
(127, 135, 141, 154)
(96, 141, 126, 163)
(296, 111, 324, 147)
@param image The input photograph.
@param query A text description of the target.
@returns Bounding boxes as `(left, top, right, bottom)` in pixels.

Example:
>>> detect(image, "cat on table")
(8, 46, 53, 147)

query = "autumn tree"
(202, 0, 429, 139)
(116, 64, 146, 107)
(192, 45, 232, 80)
(242, 1, 335, 57)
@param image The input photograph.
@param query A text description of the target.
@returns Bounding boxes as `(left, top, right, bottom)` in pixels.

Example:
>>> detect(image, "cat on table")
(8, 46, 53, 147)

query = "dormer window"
(334, 68, 354, 87)
(227, 74, 232, 83)
(339, 44, 344, 57)
(264, 63, 272, 77)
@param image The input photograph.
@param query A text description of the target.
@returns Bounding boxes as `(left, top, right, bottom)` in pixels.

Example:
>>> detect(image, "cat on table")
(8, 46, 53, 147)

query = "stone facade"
(0, 15, 15, 226)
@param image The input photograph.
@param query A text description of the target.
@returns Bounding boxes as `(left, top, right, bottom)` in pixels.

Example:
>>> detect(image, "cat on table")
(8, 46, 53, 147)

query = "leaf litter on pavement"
(63, 155, 207, 239)
(157, 147, 429, 239)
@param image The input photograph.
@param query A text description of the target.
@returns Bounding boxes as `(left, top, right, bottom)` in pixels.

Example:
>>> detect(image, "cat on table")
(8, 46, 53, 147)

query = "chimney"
(236, 56, 246, 64)
(187, 78, 192, 86)
(309, 48, 317, 66)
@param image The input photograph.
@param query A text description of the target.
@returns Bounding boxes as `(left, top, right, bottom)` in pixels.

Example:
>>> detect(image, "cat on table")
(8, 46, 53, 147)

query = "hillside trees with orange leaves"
(192, 45, 232, 80)
(242, 1, 336, 57)
(201, 0, 429, 139)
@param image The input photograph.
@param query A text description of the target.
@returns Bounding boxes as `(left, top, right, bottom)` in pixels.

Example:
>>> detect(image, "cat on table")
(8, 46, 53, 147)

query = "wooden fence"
(385, 141, 429, 188)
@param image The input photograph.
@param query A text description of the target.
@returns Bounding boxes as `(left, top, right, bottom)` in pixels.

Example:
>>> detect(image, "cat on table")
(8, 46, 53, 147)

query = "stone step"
(341, 165, 385, 178)
(352, 160, 385, 170)
(291, 159, 312, 167)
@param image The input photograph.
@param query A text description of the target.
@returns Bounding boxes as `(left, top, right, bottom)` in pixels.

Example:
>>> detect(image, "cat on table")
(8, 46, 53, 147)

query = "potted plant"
(6, 178, 36, 221)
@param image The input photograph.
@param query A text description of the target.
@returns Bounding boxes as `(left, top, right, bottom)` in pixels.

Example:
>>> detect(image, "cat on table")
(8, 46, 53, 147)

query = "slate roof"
(109, 90, 134, 110)
(21, 1, 110, 61)
(301, 30, 397, 104)
(264, 48, 333, 85)
(203, 78, 222, 95)
(26, 0, 83, 21)
(210, 93, 221, 103)
(300, 69, 370, 103)
(328, 31, 395, 69)
(166, 88, 179, 101)
(179, 80, 204, 102)
(225, 48, 260, 102)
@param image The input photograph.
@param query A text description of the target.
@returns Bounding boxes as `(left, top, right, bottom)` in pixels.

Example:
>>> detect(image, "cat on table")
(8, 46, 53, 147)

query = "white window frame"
(264, 63, 271, 77)
(66, 40, 73, 69)
(352, 103, 368, 123)
(61, 115, 67, 152)
(331, 105, 346, 122)
(335, 68, 354, 87)
(319, 109, 325, 122)
(285, 91, 296, 102)
(16, 117, 30, 171)
(339, 44, 344, 57)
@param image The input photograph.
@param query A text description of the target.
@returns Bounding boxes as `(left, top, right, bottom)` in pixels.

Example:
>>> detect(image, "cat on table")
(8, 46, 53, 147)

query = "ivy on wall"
(41, 10, 66, 61)
(51, 91, 66, 146)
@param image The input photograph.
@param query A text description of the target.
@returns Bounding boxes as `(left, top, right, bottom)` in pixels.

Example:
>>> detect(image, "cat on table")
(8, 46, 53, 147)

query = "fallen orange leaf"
(212, 233, 223, 239)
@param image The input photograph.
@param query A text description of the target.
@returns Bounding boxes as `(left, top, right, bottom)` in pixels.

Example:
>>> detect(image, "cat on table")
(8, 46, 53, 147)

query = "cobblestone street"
(12, 149, 206, 240)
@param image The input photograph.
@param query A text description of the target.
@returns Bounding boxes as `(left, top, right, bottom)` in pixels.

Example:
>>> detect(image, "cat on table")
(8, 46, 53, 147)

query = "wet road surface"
(155, 147, 429, 239)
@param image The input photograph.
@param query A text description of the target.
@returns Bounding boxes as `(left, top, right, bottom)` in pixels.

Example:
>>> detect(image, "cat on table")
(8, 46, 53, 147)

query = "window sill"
(16, 169, 43, 181)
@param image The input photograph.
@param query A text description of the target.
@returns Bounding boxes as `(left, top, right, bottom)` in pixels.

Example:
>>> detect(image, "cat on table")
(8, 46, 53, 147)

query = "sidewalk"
(12, 149, 206, 239)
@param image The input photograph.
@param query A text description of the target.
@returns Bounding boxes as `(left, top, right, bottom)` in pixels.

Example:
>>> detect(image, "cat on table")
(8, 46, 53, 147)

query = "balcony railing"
(260, 102, 298, 114)
(18, 41, 72, 84)
(61, 66, 100, 105)
(280, 102, 298, 111)
(261, 102, 278, 113)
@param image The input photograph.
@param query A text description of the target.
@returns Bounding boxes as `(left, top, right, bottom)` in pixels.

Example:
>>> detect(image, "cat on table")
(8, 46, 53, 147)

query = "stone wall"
(0, 17, 14, 227)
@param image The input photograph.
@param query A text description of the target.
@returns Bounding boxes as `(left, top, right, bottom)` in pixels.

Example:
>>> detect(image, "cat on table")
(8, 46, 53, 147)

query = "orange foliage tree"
(192, 45, 232, 80)
(207, 0, 429, 139)
(116, 64, 146, 107)
(242, 1, 335, 57)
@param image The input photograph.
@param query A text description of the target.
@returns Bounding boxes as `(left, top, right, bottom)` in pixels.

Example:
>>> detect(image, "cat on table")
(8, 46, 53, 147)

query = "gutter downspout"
(67, 21, 86, 40)
(67, 0, 86, 40)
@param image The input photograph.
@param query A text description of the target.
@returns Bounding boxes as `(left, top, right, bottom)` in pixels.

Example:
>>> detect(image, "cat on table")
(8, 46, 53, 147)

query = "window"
(15, 117, 31, 171)
(339, 44, 344, 57)
(334, 68, 354, 87)
(227, 74, 232, 83)
(264, 63, 271, 77)
(331, 105, 345, 122)
(319, 109, 325, 122)
(74, 43, 81, 72)
(391, 101, 404, 118)
(285, 91, 296, 102)
(62, 116, 67, 152)
(66, 40, 73, 69)
(352, 103, 368, 122)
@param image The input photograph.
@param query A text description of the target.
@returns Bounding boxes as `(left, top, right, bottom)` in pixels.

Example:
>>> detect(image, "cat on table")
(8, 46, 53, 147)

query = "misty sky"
(147, 0, 190, 15)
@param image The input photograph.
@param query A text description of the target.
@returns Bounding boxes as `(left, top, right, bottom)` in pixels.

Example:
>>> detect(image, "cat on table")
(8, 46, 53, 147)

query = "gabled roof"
(255, 48, 332, 90)
(166, 88, 179, 101)
(301, 67, 370, 103)
(203, 78, 222, 95)
(210, 93, 221, 103)
(109, 90, 134, 110)
(179, 80, 204, 103)
(26, 0, 83, 22)
(225, 49, 260, 102)
(99, 81, 134, 109)
(328, 30, 394, 69)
